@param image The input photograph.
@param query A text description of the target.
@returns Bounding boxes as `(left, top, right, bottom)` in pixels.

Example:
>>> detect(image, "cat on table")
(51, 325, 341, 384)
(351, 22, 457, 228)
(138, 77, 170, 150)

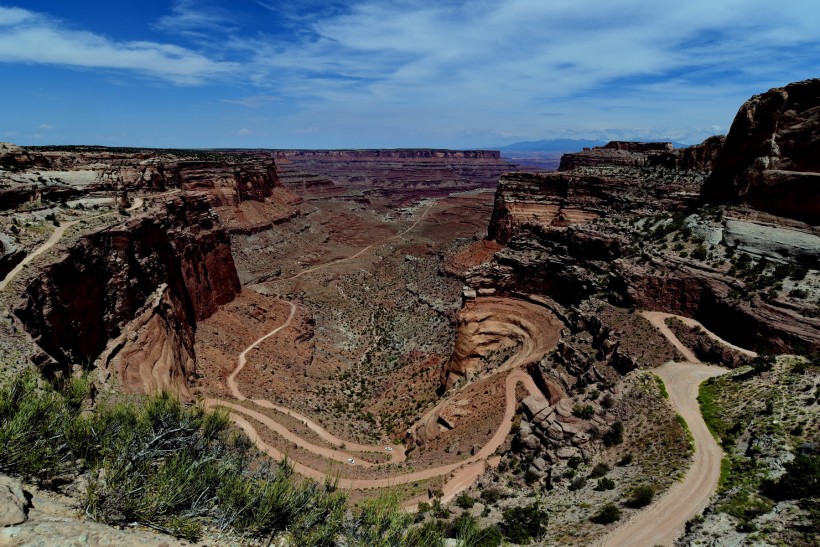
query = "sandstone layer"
(14, 194, 240, 396)
(701, 78, 820, 225)
(275, 149, 515, 209)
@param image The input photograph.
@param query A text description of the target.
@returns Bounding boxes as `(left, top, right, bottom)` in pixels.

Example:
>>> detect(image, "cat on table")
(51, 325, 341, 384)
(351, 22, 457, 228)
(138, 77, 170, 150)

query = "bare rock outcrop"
(701, 78, 820, 225)
(0, 234, 25, 281)
(14, 194, 240, 397)
(441, 296, 563, 389)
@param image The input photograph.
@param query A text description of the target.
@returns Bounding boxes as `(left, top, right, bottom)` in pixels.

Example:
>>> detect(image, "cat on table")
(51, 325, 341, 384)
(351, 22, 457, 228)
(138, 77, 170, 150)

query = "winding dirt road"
(0, 220, 79, 291)
(599, 311, 735, 546)
(206, 364, 540, 492)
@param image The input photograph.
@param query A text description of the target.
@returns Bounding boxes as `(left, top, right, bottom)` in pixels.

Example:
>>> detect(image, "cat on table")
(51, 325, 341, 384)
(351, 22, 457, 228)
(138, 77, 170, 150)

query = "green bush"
(572, 404, 595, 419)
(446, 513, 502, 546)
(0, 370, 437, 545)
(595, 478, 616, 491)
(617, 453, 633, 466)
(589, 463, 610, 478)
(480, 487, 502, 504)
(761, 453, 820, 501)
(692, 244, 708, 261)
(590, 503, 621, 524)
(602, 422, 624, 446)
(501, 502, 548, 544)
(455, 492, 476, 509)
(627, 485, 655, 508)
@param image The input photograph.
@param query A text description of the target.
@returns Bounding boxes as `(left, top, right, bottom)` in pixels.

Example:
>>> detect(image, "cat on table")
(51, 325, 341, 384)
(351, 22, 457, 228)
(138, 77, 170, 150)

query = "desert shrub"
(404, 519, 446, 547)
(0, 371, 409, 545)
(455, 492, 476, 509)
(345, 493, 419, 547)
(789, 288, 809, 299)
(617, 453, 633, 466)
(480, 487, 502, 504)
(600, 393, 615, 409)
(627, 485, 655, 508)
(602, 422, 624, 446)
(590, 503, 621, 524)
(761, 453, 820, 501)
(500, 502, 548, 544)
(572, 404, 595, 419)
(568, 476, 587, 491)
(692, 244, 708, 260)
(595, 478, 616, 491)
(568, 456, 583, 469)
(749, 355, 775, 376)
(446, 513, 502, 547)
(589, 463, 610, 478)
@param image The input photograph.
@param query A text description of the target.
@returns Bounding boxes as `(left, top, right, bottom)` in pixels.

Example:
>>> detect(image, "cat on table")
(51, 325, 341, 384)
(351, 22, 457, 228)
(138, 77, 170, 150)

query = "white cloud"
(237, 128, 252, 136)
(222, 95, 279, 108)
(0, 6, 237, 84)
(36, 124, 56, 130)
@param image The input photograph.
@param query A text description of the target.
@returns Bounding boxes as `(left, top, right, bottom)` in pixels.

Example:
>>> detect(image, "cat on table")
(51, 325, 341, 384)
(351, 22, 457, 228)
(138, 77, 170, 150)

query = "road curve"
(599, 311, 735, 546)
(206, 366, 541, 492)
(0, 220, 79, 291)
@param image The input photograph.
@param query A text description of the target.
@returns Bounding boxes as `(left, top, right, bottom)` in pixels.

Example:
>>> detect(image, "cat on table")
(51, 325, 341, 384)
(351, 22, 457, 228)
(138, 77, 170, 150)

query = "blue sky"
(1, 1, 818, 149)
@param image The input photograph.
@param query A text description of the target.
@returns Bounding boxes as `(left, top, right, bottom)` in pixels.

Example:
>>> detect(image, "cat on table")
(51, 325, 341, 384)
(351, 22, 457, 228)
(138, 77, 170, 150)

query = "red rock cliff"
(14, 194, 240, 397)
(701, 79, 820, 225)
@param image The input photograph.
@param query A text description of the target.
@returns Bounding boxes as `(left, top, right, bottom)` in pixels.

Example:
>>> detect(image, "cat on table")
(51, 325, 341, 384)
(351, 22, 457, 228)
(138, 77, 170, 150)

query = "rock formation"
(701, 78, 820, 225)
(14, 194, 240, 397)
(275, 149, 515, 208)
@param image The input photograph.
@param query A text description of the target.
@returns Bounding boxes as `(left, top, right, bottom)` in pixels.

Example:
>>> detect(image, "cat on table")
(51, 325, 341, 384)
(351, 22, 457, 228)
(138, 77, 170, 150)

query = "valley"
(1, 79, 819, 546)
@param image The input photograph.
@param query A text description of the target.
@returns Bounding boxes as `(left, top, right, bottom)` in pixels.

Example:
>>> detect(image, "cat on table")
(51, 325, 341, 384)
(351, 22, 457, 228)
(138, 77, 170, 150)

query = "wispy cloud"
(237, 127, 252, 136)
(36, 124, 56, 130)
(221, 95, 279, 108)
(0, 6, 237, 85)
(154, 0, 238, 37)
(225, 0, 820, 144)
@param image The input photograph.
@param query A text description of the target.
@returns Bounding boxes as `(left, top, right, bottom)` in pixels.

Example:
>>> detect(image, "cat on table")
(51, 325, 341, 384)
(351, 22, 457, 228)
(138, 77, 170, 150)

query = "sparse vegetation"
(0, 370, 460, 544)
(590, 503, 621, 524)
(500, 501, 549, 544)
(627, 485, 655, 508)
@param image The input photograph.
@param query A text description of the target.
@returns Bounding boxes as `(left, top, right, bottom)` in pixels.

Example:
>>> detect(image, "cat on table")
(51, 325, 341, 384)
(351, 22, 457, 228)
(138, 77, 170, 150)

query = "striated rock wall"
(275, 148, 515, 207)
(559, 139, 723, 172)
(610, 257, 820, 353)
(14, 194, 240, 397)
(94, 154, 282, 206)
(488, 165, 700, 244)
(701, 78, 820, 224)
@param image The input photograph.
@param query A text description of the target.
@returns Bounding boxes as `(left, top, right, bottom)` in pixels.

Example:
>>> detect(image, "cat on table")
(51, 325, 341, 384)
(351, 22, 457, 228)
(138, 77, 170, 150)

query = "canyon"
(0, 79, 819, 545)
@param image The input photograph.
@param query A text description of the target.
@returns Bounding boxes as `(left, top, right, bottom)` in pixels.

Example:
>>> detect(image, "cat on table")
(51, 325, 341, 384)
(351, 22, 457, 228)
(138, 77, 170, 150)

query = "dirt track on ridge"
(599, 311, 732, 546)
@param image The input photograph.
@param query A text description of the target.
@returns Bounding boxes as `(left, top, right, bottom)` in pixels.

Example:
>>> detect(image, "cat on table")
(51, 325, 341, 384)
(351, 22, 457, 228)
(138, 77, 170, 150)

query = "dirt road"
(0, 220, 79, 291)
(258, 201, 436, 283)
(207, 365, 541, 493)
(600, 312, 734, 546)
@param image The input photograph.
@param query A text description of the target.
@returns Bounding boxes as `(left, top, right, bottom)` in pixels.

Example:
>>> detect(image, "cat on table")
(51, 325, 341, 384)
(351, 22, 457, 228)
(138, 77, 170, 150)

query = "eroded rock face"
(488, 164, 703, 244)
(275, 149, 515, 208)
(441, 296, 563, 389)
(702, 78, 820, 224)
(14, 194, 240, 397)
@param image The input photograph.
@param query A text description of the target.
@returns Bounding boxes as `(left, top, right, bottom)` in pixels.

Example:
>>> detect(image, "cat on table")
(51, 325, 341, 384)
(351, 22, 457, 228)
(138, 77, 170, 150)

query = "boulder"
(0, 476, 28, 527)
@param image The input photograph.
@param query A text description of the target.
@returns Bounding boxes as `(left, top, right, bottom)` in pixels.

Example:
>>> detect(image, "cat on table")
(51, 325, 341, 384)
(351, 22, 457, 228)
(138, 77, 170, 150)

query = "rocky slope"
(701, 78, 820, 225)
(13, 194, 240, 397)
